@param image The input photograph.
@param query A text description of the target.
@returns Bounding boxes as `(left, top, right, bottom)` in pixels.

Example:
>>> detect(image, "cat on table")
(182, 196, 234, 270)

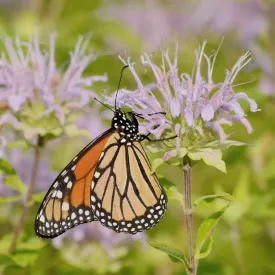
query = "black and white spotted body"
(112, 109, 141, 143)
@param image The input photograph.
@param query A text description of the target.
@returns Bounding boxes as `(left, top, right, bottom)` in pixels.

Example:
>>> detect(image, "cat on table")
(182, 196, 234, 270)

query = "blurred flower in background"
(51, 222, 146, 272)
(100, 0, 265, 51)
(0, 31, 107, 141)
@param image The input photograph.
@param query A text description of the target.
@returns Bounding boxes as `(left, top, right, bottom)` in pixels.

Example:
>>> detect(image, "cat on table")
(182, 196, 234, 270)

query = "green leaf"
(188, 148, 226, 173)
(151, 158, 164, 173)
(0, 254, 18, 267)
(150, 243, 188, 269)
(0, 159, 16, 175)
(194, 193, 235, 207)
(7, 140, 31, 150)
(4, 175, 27, 194)
(196, 236, 213, 260)
(179, 147, 188, 158)
(194, 205, 230, 260)
(0, 196, 21, 204)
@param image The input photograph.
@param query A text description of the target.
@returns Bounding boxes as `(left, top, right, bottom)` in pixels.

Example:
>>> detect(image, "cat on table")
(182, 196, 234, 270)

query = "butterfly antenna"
(115, 65, 129, 110)
(94, 97, 115, 112)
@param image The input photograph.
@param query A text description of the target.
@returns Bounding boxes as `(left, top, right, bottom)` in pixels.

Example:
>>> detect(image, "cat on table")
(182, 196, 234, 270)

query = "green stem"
(8, 136, 43, 254)
(183, 156, 196, 275)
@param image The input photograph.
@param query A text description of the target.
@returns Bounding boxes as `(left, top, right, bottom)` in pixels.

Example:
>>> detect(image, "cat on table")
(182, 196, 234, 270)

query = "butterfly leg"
(140, 134, 177, 142)
(128, 112, 166, 120)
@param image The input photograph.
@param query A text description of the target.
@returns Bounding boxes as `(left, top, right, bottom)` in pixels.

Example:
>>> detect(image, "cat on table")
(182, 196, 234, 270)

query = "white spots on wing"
(46, 222, 49, 228)
(62, 202, 69, 211)
(85, 210, 89, 216)
(156, 206, 161, 210)
(56, 190, 63, 199)
(78, 209, 83, 214)
(150, 209, 154, 213)
(52, 190, 57, 197)
(91, 181, 95, 189)
(53, 182, 59, 188)
(71, 212, 76, 220)
(73, 156, 78, 162)
(64, 176, 69, 183)
(67, 181, 73, 189)
(61, 170, 67, 176)
(94, 172, 100, 178)
(91, 195, 96, 202)
(39, 215, 45, 223)
(100, 152, 104, 159)
(71, 165, 76, 171)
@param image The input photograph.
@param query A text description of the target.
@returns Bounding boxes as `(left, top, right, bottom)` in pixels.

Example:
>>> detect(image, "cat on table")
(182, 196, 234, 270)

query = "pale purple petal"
(184, 106, 194, 126)
(201, 104, 214, 121)
(7, 94, 27, 112)
(0, 113, 21, 128)
(206, 122, 227, 142)
(234, 92, 259, 112)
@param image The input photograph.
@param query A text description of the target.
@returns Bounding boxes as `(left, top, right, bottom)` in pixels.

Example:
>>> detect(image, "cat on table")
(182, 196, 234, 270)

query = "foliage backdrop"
(0, 0, 275, 274)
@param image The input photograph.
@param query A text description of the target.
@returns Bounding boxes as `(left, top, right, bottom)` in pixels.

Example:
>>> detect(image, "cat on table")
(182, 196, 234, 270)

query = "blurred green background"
(1, 0, 275, 274)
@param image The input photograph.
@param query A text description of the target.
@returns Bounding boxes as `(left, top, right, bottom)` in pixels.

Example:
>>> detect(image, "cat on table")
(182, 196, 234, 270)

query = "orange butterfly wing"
(35, 129, 115, 238)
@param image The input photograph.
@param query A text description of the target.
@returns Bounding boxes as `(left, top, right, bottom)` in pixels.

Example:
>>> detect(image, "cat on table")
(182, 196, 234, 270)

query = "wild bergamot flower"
(105, 42, 259, 171)
(0, 32, 107, 141)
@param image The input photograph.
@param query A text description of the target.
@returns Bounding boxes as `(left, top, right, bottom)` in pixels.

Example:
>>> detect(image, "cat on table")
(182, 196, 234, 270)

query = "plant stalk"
(183, 156, 196, 275)
(8, 136, 43, 254)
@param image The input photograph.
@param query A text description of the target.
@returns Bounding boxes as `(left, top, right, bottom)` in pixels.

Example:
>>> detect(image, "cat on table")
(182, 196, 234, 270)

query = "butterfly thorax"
(112, 109, 140, 143)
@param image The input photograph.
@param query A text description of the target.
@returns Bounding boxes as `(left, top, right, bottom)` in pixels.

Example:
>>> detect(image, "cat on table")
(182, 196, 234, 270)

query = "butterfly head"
(112, 109, 139, 140)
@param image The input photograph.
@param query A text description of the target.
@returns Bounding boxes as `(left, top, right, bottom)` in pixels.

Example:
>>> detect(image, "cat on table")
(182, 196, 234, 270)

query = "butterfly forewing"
(35, 129, 115, 238)
(90, 133, 168, 234)
(35, 108, 169, 238)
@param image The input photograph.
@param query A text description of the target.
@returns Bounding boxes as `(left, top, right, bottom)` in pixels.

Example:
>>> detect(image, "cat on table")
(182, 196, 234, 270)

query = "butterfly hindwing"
(35, 108, 169, 238)
(90, 133, 168, 234)
(35, 129, 115, 238)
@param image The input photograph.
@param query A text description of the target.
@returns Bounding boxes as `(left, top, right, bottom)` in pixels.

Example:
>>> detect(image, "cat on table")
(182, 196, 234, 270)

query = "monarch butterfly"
(35, 66, 174, 238)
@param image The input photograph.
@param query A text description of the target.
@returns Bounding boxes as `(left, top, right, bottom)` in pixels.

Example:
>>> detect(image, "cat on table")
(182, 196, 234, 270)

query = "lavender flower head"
(105, 42, 259, 169)
(0, 31, 107, 141)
